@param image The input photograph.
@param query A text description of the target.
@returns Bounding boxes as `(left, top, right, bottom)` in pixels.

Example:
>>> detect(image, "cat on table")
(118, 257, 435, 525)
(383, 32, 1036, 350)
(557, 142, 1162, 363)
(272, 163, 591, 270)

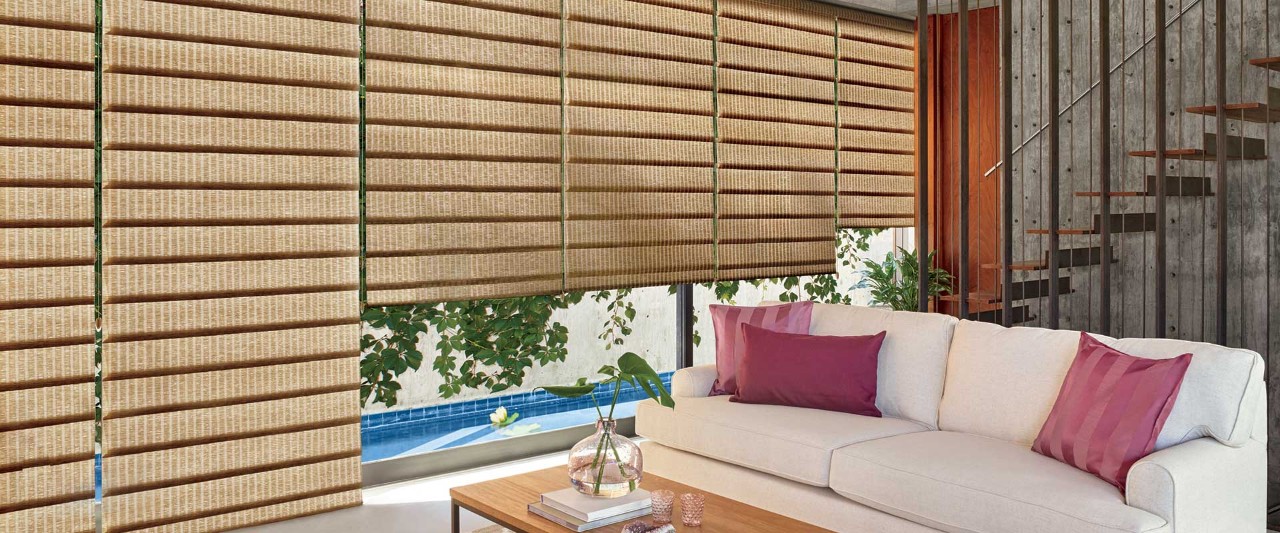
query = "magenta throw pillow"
(729, 323, 884, 417)
(1032, 332, 1193, 493)
(709, 302, 813, 396)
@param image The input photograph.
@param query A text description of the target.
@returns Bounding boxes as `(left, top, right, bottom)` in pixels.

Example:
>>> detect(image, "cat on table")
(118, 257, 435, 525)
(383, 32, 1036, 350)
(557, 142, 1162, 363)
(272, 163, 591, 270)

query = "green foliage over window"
(359, 228, 889, 408)
(360, 292, 583, 407)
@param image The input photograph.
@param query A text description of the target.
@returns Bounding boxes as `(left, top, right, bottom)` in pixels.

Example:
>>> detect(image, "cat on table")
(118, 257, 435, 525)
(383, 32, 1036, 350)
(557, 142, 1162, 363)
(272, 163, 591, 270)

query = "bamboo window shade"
(0, 1, 97, 531)
(562, 0, 717, 290)
(98, 0, 362, 531)
(715, 0, 841, 280)
(836, 11, 916, 228)
(363, 0, 565, 306)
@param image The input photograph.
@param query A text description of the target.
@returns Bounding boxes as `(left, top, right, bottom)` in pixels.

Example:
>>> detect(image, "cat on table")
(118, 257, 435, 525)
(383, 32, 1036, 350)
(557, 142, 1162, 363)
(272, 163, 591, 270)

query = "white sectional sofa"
(636, 304, 1268, 532)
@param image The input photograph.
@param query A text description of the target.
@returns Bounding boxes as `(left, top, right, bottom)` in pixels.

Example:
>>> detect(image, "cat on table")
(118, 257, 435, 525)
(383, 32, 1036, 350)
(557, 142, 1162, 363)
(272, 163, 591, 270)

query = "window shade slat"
(0, 16, 94, 527)
(366, 2, 563, 304)
(564, 0, 716, 290)
(99, 2, 361, 528)
(838, 12, 916, 228)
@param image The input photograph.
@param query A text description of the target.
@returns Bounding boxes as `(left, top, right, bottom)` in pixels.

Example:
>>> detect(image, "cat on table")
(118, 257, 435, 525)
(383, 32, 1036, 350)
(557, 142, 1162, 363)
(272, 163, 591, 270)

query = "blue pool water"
(361, 372, 673, 462)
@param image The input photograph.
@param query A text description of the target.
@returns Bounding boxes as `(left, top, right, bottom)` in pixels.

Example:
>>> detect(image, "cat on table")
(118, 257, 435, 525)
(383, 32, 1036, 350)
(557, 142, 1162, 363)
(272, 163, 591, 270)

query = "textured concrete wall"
(1003, 0, 1277, 507)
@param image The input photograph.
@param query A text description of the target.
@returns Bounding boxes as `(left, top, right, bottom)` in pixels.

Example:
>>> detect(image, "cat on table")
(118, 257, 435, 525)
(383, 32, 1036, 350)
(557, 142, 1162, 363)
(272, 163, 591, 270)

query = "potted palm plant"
(540, 352, 674, 497)
(862, 247, 954, 310)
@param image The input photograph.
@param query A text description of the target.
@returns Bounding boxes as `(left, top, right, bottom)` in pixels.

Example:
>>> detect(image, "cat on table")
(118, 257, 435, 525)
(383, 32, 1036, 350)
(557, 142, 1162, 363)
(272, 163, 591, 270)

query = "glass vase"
(567, 418, 642, 498)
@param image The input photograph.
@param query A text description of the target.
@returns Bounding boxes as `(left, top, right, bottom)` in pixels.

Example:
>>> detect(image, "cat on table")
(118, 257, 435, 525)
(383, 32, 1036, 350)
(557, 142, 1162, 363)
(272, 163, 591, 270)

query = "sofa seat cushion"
(829, 431, 1169, 533)
(671, 395, 928, 487)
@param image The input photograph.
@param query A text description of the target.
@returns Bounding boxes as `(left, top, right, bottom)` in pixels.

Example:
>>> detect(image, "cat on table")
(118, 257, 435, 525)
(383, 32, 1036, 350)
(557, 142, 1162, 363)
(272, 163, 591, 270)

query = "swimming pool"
(360, 372, 674, 462)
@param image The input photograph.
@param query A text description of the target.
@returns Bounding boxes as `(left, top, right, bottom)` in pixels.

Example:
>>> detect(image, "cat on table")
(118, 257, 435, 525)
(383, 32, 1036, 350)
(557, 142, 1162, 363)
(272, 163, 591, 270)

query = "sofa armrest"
(672, 365, 717, 398)
(1125, 437, 1267, 532)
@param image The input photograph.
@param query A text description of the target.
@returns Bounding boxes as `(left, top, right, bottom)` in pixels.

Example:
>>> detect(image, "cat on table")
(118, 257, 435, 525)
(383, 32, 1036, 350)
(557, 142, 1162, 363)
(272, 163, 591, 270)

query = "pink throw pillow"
(1032, 332, 1193, 493)
(730, 323, 884, 417)
(709, 302, 813, 395)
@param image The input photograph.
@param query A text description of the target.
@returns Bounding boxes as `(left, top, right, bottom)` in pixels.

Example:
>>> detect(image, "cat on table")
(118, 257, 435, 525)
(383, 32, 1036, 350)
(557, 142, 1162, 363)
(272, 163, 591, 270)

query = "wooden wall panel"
(99, 1, 362, 531)
(0, 1, 96, 531)
(563, 0, 716, 290)
(365, 0, 563, 305)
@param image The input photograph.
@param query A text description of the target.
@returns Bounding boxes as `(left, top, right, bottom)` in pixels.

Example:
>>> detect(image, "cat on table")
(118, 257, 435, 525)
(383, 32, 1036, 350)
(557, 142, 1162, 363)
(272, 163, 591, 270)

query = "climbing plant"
(359, 292, 583, 407)
(359, 228, 887, 407)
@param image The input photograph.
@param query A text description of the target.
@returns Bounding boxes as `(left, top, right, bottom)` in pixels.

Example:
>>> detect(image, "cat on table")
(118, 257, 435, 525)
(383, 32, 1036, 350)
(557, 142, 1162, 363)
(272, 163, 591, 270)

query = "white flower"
(490, 406, 508, 425)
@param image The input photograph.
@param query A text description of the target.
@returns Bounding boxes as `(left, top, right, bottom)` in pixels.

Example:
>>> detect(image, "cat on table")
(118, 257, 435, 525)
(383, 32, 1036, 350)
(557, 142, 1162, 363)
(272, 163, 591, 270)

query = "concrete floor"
(240, 453, 566, 533)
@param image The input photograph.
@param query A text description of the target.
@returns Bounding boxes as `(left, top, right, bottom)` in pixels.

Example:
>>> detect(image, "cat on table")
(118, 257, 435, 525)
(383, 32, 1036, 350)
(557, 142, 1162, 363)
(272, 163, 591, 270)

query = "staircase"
(964, 58, 1272, 328)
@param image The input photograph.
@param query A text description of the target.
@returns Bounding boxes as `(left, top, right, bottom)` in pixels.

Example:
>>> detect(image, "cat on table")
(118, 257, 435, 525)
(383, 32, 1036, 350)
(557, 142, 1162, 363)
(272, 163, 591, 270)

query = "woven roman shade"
(98, 0, 362, 530)
(836, 12, 916, 228)
(562, 0, 716, 290)
(715, 0, 840, 280)
(363, 0, 565, 305)
(0, 2, 96, 531)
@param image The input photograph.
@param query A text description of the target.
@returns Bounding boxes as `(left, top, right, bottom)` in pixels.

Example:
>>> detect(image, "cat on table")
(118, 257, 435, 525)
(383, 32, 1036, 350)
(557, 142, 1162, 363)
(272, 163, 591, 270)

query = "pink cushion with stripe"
(1032, 332, 1193, 493)
(708, 301, 814, 396)
(731, 323, 884, 416)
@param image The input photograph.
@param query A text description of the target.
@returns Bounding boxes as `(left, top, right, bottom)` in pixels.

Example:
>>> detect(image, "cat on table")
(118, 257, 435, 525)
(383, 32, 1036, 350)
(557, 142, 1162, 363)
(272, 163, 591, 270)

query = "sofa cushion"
(937, 321, 1081, 445)
(805, 304, 957, 428)
(1032, 333, 1193, 493)
(830, 431, 1170, 533)
(670, 395, 927, 486)
(1098, 336, 1264, 450)
(939, 320, 1266, 449)
(732, 324, 884, 417)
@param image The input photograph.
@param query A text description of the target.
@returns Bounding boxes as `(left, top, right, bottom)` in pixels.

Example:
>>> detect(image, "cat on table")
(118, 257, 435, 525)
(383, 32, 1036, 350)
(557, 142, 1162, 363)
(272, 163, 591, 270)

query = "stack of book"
(528, 488, 652, 531)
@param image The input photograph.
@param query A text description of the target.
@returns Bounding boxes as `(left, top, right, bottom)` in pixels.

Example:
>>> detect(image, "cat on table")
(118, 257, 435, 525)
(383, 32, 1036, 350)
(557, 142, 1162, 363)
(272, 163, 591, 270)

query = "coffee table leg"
(451, 501, 460, 533)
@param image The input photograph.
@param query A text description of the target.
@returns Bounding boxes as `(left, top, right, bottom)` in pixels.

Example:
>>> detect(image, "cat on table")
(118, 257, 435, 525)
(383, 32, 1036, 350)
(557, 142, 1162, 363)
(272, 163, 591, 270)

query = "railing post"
(1154, 0, 1168, 338)
(1047, 0, 1061, 329)
(1213, 0, 1227, 345)
(917, 0, 930, 313)
(1098, 0, 1112, 335)
(958, 0, 970, 319)
(1000, 0, 1013, 326)
(676, 284, 694, 369)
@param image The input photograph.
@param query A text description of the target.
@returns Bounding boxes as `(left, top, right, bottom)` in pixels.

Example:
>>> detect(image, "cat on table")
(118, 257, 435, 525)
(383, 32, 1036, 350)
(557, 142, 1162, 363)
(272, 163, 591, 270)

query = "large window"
(358, 228, 902, 464)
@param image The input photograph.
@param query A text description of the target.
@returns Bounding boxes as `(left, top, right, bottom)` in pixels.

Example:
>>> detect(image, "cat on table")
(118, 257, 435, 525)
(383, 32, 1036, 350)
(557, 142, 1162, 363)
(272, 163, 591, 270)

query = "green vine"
(359, 292, 583, 407)
(359, 228, 888, 407)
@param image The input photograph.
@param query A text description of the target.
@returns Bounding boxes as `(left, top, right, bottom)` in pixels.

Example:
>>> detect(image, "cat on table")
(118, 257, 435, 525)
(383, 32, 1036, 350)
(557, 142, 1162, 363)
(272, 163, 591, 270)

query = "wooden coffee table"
(449, 467, 831, 532)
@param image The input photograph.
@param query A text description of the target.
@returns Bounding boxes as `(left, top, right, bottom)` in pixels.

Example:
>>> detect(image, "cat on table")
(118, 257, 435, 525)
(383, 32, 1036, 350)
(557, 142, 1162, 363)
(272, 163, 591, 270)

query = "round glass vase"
(567, 418, 642, 498)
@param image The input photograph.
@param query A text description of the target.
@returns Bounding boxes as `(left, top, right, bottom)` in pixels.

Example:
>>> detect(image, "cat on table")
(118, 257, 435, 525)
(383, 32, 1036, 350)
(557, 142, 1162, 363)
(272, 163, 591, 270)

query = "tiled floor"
(241, 453, 567, 533)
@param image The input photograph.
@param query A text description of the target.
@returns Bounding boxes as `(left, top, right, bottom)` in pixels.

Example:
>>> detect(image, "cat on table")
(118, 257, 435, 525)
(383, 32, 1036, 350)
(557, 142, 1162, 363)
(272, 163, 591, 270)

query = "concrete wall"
(1003, 0, 1277, 504)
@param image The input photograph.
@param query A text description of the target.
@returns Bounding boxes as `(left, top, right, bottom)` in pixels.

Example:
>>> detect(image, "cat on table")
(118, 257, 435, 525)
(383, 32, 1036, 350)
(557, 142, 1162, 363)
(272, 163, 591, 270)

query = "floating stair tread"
(982, 247, 1116, 271)
(1075, 191, 1149, 197)
(1186, 88, 1279, 123)
(968, 306, 1035, 325)
(1127, 148, 1266, 161)
(1078, 175, 1213, 198)
(982, 260, 1048, 271)
(940, 278, 1071, 307)
(1185, 102, 1279, 123)
(1026, 228, 1098, 235)
(1129, 134, 1267, 161)
(1249, 56, 1280, 72)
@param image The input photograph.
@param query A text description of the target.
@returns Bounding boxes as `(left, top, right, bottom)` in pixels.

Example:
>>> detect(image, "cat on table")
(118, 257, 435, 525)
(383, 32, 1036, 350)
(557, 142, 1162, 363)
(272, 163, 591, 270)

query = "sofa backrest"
(938, 319, 1266, 450)
(807, 304, 958, 429)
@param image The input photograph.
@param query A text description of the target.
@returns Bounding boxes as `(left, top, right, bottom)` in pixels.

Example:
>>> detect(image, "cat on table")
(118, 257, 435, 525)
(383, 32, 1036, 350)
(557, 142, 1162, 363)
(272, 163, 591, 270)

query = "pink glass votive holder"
(650, 489, 675, 524)
(680, 492, 706, 526)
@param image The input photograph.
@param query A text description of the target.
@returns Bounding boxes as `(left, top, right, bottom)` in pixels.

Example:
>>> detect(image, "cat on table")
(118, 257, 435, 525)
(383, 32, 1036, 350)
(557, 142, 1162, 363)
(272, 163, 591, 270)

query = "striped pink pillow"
(1032, 333, 1192, 493)
(708, 302, 814, 396)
